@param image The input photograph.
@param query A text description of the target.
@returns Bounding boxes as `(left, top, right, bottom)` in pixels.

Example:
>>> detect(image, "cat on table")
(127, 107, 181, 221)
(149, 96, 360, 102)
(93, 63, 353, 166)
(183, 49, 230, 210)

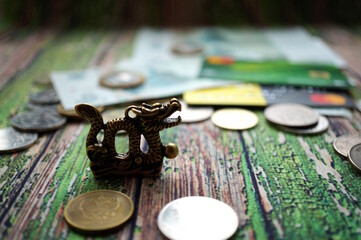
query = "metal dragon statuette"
(75, 98, 182, 178)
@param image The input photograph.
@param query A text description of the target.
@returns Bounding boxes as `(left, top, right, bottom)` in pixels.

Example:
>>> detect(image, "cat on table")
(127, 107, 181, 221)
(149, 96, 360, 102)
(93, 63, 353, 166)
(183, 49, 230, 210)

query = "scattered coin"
(29, 89, 60, 105)
(64, 190, 134, 232)
(57, 104, 104, 120)
(34, 74, 51, 86)
(99, 70, 145, 88)
(264, 103, 319, 128)
(27, 102, 58, 112)
(348, 143, 361, 173)
(11, 111, 66, 132)
(158, 196, 238, 240)
(0, 127, 38, 153)
(277, 115, 329, 135)
(171, 101, 213, 123)
(172, 41, 203, 55)
(211, 108, 258, 130)
(333, 135, 361, 157)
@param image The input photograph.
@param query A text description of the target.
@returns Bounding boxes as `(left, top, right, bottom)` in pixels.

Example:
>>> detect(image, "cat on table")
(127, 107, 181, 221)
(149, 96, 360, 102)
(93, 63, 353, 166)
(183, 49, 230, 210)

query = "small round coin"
(11, 111, 66, 132)
(158, 196, 239, 240)
(348, 143, 361, 173)
(29, 89, 59, 105)
(58, 104, 104, 119)
(0, 127, 38, 153)
(99, 70, 145, 88)
(64, 190, 134, 232)
(333, 135, 361, 157)
(277, 115, 329, 135)
(211, 108, 258, 130)
(172, 41, 203, 55)
(264, 103, 319, 128)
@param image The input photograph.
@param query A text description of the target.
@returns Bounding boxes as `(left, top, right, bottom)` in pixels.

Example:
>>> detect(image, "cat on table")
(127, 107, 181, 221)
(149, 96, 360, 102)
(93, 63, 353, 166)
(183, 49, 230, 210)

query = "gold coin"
(64, 190, 134, 232)
(58, 104, 104, 119)
(211, 108, 258, 130)
(99, 70, 145, 88)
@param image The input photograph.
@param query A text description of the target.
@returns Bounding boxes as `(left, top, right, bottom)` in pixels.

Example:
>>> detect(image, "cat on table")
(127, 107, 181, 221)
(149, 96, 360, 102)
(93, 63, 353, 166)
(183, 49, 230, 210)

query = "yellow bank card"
(183, 83, 267, 106)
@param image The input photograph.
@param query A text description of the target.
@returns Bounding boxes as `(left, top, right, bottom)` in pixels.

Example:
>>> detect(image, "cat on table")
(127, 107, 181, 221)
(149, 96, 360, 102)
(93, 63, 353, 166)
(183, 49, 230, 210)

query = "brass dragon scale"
(75, 98, 182, 178)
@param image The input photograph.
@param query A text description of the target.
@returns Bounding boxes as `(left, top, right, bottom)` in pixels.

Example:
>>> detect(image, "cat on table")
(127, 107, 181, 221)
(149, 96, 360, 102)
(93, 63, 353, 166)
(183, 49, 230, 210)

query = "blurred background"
(0, 0, 360, 28)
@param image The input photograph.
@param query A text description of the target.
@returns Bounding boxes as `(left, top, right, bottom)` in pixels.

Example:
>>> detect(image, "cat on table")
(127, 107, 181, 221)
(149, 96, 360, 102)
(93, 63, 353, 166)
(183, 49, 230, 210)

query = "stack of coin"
(333, 135, 361, 173)
(211, 108, 259, 130)
(10, 89, 67, 133)
(264, 103, 329, 135)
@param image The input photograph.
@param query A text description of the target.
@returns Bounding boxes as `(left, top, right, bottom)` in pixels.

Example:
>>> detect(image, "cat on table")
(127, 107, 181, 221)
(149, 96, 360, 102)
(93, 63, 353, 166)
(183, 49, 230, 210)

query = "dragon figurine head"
(125, 98, 182, 132)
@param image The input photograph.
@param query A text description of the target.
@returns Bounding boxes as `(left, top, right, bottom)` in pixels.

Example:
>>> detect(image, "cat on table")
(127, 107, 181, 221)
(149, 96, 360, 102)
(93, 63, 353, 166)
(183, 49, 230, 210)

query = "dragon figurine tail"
(75, 104, 104, 146)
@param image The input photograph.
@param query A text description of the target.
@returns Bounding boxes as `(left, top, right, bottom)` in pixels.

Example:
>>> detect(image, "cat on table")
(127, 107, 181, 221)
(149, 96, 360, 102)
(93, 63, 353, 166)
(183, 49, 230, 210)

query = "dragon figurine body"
(75, 98, 182, 177)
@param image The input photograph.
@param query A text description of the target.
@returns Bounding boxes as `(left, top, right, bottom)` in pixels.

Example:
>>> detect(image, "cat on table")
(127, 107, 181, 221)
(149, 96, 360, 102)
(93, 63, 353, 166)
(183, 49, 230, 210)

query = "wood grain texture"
(1, 27, 361, 240)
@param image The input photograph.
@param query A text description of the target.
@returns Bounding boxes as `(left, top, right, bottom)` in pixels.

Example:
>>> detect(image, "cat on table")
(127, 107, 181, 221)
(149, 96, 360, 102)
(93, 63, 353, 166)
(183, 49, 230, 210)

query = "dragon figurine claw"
(75, 98, 182, 177)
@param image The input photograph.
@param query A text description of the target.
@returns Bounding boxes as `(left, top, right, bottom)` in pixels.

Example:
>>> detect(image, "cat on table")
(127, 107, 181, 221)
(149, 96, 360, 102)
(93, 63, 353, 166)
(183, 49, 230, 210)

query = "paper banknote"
(51, 59, 230, 110)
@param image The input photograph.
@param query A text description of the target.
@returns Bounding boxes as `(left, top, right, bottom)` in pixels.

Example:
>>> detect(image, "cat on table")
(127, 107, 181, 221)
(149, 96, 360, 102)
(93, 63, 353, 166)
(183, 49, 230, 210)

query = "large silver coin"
(211, 108, 258, 130)
(264, 103, 319, 128)
(348, 143, 361, 173)
(11, 111, 66, 132)
(277, 115, 329, 135)
(333, 135, 361, 157)
(29, 89, 59, 105)
(158, 196, 239, 240)
(171, 101, 213, 123)
(0, 127, 38, 153)
(99, 70, 144, 88)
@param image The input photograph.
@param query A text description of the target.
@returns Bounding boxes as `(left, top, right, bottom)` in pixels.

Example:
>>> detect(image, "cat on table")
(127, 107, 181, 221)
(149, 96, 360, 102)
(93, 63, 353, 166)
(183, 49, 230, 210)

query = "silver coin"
(158, 196, 239, 240)
(172, 41, 203, 55)
(264, 103, 319, 128)
(100, 70, 144, 88)
(27, 102, 58, 112)
(11, 111, 66, 132)
(277, 115, 329, 135)
(211, 108, 258, 130)
(333, 135, 361, 157)
(171, 101, 213, 123)
(348, 143, 361, 172)
(29, 89, 59, 105)
(0, 127, 38, 153)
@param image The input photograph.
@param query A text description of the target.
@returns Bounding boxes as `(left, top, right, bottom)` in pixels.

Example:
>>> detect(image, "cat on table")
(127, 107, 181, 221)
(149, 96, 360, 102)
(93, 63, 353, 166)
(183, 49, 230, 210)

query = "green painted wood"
(1, 28, 361, 240)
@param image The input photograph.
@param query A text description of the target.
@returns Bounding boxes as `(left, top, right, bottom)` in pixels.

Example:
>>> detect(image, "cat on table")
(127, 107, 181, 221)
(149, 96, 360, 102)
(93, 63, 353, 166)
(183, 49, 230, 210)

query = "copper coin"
(333, 135, 361, 157)
(99, 70, 145, 88)
(264, 103, 319, 128)
(64, 190, 134, 232)
(0, 127, 38, 153)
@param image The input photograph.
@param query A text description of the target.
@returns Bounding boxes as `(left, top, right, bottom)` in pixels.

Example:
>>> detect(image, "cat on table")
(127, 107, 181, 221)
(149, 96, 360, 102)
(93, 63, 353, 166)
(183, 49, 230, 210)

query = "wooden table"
(1, 26, 361, 240)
